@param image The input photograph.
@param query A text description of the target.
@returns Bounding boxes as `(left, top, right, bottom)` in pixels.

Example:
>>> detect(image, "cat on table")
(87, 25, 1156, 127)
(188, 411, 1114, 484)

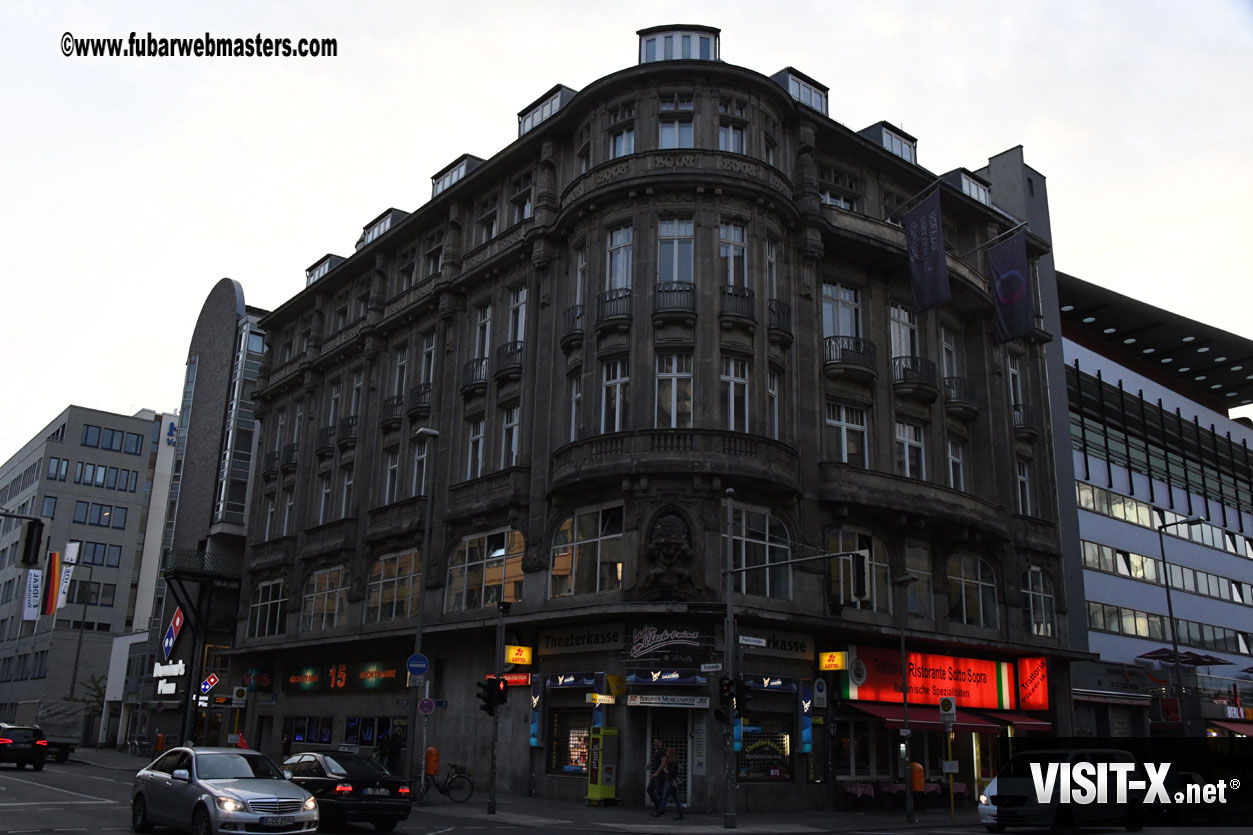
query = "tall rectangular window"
(393, 347, 408, 397)
(657, 219, 694, 285)
(659, 116, 694, 149)
(767, 370, 781, 440)
(1016, 460, 1032, 515)
(350, 369, 364, 416)
(655, 352, 693, 429)
(327, 383, 341, 427)
(947, 435, 966, 491)
(610, 126, 634, 159)
(467, 418, 485, 480)
(411, 439, 428, 496)
(766, 239, 778, 299)
(606, 226, 633, 290)
(569, 375, 582, 443)
(264, 495, 276, 540)
(822, 284, 860, 337)
(890, 303, 918, 358)
(420, 332, 436, 384)
(601, 358, 630, 433)
(501, 406, 520, 468)
(719, 223, 747, 287)
(509, 287, 527, 343)
(318, 474, 332, 525)
(895, 420, 926, 479)
(1008, 354, 1023, 405)
(825, 403, 867, 466)
(340, 466, 354, 519)
(475, 303, 492, 358)
(718, 121, 745, 154)
(720, 356, 750, 432)
(941, 326, 959, 377)
(574, 246, 587, 305)
(383, 450, 400, 505)
(282, 488, 295, 535)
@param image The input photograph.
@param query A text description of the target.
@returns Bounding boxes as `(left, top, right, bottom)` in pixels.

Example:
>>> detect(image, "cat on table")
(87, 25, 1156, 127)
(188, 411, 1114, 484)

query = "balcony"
(302, 517, 358, 559)
(653, 281, 696, 326)
(495, 341, 525, 384)
(379, 395, 405, 431)
(261, 450, 279, 479)
(891, 356, 938, 403)
(1012, 403, 1039, 442)
(461, 357, 488, 397)
(823, 336, 877, 383)
(365, 494, 427, 543)
(943, 376, 979, 422)
(719, 285, 756, 331)
(280, 442, 299, 473)
(560, 304, 585, 354)
(406, 382, 433, 420)
(337, 415, 359, 451)
(595, 288, 632, 334)
(767, 298, 793, 348)
(444, 467, 531, 522)
(162, 548, 245, 580)
(315, 424, 337, 458)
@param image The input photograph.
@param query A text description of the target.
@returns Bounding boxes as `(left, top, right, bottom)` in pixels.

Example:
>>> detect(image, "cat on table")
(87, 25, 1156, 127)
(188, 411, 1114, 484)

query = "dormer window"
(306, 261, 331, 286)
(520, 90, 562, 136)
(639, 27, 718, 63)
(362, 215, 391, 245)
(881, 128, 916, 163)
(787, 75, 827, 115)
(433, 160, 468, 197)
(961, 173, 990, 205)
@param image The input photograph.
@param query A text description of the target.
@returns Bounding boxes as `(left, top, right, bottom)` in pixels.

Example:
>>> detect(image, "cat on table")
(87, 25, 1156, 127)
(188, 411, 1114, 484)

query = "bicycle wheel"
(446, 773, 473, 803)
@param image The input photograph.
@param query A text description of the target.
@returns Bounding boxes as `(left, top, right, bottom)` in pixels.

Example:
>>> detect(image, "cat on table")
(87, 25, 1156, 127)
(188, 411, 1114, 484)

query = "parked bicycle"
(416, 763, 473, 803)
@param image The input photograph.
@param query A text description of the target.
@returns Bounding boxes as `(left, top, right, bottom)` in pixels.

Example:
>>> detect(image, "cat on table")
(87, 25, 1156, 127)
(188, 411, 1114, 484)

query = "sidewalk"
(71, 746, 980, 833)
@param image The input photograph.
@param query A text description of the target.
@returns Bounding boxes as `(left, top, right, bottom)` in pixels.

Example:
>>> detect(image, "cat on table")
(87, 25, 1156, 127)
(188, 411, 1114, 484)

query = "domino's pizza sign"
(162, 606, 184, 661)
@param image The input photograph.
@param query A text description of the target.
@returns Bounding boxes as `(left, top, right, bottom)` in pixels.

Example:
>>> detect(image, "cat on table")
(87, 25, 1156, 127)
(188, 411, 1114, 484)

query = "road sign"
(738, 636, 767, 647)
(200, 673, 219, 694)
(434, 699, 448, 708)
(406, 653, 429, 676)
(700, 662, 723, 673)
(938, 696, 956, 722)
(418, 697, 435, 716)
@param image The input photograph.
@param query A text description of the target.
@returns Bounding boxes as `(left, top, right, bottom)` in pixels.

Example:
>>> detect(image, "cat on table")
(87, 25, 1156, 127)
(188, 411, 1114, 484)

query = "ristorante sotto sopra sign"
(838, 646, 1016, 709)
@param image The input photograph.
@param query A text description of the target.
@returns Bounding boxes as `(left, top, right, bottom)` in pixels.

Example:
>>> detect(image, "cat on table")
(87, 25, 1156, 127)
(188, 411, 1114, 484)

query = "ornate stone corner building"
(236, 25, 1078, 812)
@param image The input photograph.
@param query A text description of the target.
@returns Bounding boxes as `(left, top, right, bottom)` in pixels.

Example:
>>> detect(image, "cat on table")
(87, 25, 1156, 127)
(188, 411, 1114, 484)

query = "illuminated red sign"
(1017, 657, 1049, 710)
(838, 646, 1015, 710)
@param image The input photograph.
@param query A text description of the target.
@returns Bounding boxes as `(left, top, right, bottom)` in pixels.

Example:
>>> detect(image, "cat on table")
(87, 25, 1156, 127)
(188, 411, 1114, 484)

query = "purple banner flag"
(904, 190, 949, 312)
(989, 230, 1033, 344)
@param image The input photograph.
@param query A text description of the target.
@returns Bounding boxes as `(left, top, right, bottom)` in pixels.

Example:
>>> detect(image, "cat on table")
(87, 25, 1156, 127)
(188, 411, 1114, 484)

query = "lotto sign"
(162, 606, 185, 661)
(505, 644, 533, 665)
(818, 651, 847, 671)
(200, 673, 220, 694)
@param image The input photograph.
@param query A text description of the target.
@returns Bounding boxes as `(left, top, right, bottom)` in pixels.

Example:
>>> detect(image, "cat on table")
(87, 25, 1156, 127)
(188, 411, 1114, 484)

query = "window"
(550, 505, 624, 597)
(574, 246, 587, 305)
(1022, 567, 1056, 638)
(948, 555, 997, 628)
(906, 543, 933, 618)
(569, 374, 582, 443)
(519, 91, 561, 135)
(365, 551, 422, 625)
(819, 190, 855, 211)
(317, 474, 332, 525)
(426, 233, 444, 277)
(766, 239, 778, 300)
(941, 326, 959, 377)
(610, 125, 634, 159)
(655, 353, 693, 429)
(392, 347, 408, 397)
(575, 127, 591, 175)
(947, 436, 966, 490)
(639, 30, 716, 62)
(601, 358, 630, 433)
(340, 466, 353, 519)
(445, 528, 524, 612)
(767, 370, 781, 441)
(383, 451, 400, 505)
(825, 403, 867, 467)
(787, 75, 827, 114)
(100, 428, 123, 451)
(474, 303, 492, 359)
(822, 284, 860, 338)
(510, 173, 533, 224)
(889, 303, 918, 359)
(508, 286, 527, 343)
(477, 199, 498, 244)
(248, 580, 287, 638)
(961, 173, 990, 205)
(657, 219, 694, 285)
(881, 128, 915, 163)
(282, 488, 295, 535)
(606, 226, 633, 290)
(81, 425, 100, 447)
(547, 709, 591, 775)
(40, 495, 56, 518)
(411, 438, 428, 496)
(327, 383, 341, 427)
(828, 528, 889, 612)
(1007, 354, 1023, 405)
(658, 98, 694, 149)
(1016, 460, 1032, 515)
(718, 223, 747, 286)
(895, 420, 926, 479)
(501, 405, 520, 468)
(301, 567, 348, 632)
(720, 356, 749, 432)
(396, 260, 415, 294)
(420, 332, 436, 384)
(718, 121, 745, 154)
(726, 506, 790, 599)
(124, 432, 143, 455)
(466, 418, 485, 480)
(263, 494, 276, 540)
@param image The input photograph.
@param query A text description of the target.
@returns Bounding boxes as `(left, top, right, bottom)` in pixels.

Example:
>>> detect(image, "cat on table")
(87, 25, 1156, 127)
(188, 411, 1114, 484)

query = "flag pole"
(960, 221, 1028, 259)
(885, 176, 944, 223)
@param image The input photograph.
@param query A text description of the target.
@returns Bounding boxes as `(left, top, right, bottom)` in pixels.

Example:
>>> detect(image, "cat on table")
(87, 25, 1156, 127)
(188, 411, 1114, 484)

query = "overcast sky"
(1, 0, 1251, 455)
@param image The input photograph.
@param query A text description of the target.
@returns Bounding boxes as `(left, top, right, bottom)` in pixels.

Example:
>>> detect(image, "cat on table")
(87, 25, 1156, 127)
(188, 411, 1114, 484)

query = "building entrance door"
(647, 709, 692, 806)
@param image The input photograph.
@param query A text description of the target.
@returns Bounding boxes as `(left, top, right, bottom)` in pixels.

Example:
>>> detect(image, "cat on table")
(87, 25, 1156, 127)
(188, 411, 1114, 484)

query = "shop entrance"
(646, 709, 692, 806)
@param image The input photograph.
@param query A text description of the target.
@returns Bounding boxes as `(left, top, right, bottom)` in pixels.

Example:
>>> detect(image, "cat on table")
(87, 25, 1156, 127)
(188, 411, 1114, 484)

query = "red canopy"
(851, 703, 999, 734)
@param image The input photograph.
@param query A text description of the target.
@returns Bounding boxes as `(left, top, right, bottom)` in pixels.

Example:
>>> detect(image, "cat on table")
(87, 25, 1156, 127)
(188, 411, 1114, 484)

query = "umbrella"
(1175, 652, 1209, 667)
(1136, 648, 1178, 662)
(1188, 653, 1233, 667)
(1241, 666, 1253, 675)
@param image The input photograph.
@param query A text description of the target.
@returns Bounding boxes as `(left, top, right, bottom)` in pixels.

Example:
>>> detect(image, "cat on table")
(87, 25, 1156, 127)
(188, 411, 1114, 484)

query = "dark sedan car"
(283, 752, 411, 832)
(0, 723, 48, 770)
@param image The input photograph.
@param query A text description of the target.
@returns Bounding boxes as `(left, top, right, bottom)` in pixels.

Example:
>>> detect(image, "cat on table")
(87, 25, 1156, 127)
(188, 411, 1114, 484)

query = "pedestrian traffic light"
(19, 519, 44, 566)
(719, 677, 733, 705)
(733, 679, 752, 719)
(492, 675, 508, 708)
(476, 679, 496, 717)
(851, 551, 870, 601)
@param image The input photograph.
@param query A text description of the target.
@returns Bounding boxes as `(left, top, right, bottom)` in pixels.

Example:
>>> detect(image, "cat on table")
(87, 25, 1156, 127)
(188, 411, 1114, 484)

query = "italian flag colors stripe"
(997, 661, 1014, 708)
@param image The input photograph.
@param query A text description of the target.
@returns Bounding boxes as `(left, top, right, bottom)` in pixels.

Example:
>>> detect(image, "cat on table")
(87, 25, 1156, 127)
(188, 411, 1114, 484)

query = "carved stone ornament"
(631, 512, 705, 602)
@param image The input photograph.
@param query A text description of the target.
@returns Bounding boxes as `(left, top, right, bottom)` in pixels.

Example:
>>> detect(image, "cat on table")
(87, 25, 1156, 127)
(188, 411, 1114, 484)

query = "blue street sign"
(406, 653, 429, 676)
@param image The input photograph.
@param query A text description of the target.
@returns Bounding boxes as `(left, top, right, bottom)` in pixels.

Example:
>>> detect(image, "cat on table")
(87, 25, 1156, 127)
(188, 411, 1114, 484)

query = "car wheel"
(55, 751, 70, 763)
(191, 805, 212, 835)
(985, 826, 1005, 833)
(132, 796, 153, 833)
(15, 762, 25, 770)
(373, 822, 397, 833)
(33, 760, 44, 772)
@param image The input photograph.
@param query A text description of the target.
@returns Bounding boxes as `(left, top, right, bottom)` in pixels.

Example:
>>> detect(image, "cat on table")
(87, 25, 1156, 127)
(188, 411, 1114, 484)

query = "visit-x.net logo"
(1030, 762, 1238, 805)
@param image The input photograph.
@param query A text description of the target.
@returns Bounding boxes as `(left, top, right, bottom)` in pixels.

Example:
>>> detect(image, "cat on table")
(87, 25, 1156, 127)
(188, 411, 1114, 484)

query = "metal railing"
(767, 298, 792, 333)
(1012, 403, 1036, 429)
(462, 357, 489, 388)
(719, 285, 755, 320)
(495, 341, 525, 372)
(891, 356, 936, 385)
(408, 382, 433, 412)
(823, 335, 876, 369)
(562, 304, 584, 338)
(654, 281, 696, 314)
(337, 414, 359, 443)
(943, 376, 977, 405)
(596, 288, 632, 323)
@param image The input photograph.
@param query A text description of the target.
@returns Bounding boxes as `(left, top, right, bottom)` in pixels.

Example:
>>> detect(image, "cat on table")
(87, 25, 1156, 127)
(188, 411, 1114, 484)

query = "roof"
(1058, 271, 1253, 410)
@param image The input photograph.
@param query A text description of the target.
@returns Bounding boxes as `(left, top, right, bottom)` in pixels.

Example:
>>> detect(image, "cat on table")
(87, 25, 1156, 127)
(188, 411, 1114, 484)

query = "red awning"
(851, 703, 999, 733)
(977, 710, 1054, 732)
(1210, 720, 1253, 736)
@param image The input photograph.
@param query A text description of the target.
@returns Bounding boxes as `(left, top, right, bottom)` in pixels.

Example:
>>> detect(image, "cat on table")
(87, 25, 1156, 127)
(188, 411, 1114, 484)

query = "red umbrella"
(1137, 648, 1179, 661)
(1241, 666, 1253, 675)
(1187, 653, 1233, 667)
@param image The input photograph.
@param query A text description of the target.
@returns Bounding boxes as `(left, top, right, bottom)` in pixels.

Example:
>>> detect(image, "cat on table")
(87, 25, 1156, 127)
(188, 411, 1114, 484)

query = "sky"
(1, 0, 1251, 455)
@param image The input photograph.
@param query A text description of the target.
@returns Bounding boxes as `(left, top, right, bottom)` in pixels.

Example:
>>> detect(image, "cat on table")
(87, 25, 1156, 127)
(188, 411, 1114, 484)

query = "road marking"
(0, 801, 113, 807)
(0, 775, 113, 803)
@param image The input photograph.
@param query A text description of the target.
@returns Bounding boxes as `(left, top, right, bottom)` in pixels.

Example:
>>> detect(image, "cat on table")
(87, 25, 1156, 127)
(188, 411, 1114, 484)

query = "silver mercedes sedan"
(132, 747, 318, 835)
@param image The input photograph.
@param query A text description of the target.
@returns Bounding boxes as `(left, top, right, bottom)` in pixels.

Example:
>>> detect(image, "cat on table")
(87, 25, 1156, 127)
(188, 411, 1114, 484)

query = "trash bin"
(155, 733, 166, 754)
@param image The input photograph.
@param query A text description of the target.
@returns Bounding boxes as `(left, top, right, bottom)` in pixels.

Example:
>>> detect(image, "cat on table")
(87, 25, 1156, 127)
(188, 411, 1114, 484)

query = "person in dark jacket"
(646, 738, 664, 811)
(653, 746, 683, 819)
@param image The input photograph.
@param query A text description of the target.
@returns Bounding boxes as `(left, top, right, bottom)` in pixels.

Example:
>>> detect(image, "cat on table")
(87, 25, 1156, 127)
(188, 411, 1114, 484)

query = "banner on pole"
(904, 190, 950, 312)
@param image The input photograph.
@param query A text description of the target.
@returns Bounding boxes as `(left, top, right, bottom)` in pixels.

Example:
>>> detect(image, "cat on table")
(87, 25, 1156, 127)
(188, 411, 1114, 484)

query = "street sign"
(418, 697, 435, 716)
(738, 636, 767, 647)
(700, 662, 723, 673)
(199, 673, 219, 695)
(938, 696, 956, 722)
(818, 651, 847, 671)
(406, 653, 429, 677)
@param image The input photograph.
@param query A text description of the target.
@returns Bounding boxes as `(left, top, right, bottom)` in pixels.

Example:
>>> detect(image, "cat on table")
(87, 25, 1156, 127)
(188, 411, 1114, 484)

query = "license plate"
(11, 743, 30, 749)
(260, 816, 295, 826)
(364, 788, 389, 796)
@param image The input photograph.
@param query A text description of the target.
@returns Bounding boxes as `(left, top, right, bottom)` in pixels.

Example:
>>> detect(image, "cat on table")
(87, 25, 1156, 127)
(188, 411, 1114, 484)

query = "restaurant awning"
(1072, 688, 1152, 706)
(850, 703, 999, 733)
(1209, 720, 1253, 737)
(976, 709, 1054, 732)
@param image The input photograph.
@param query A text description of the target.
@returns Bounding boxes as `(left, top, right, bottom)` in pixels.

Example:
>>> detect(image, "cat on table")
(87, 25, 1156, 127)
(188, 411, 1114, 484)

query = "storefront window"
(549, 505, 624, 597)
(547, 709, 590, 774)
(285, 715, 333, 745)
(736, 715, 793, 780)
(446, 528, 524, 612)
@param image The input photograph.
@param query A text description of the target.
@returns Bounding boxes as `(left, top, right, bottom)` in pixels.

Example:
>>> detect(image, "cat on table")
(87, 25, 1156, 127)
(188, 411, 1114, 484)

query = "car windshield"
(997, 751, 1072, 779)
(324, 754, 389, 776)
(1, 728, 39, 741)
(198, 753, 284, 780)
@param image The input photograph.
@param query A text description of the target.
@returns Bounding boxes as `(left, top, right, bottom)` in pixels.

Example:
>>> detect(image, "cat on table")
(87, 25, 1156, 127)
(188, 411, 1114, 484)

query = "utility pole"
(722, 488, 736, 829)
(488, 600, 510, 814)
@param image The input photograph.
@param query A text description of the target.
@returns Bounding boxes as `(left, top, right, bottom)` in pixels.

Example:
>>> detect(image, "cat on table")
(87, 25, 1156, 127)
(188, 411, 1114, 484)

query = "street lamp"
(892, 572, 919, 824)
(406, 427, 439, 786)
(1156, 511, 1203, 737)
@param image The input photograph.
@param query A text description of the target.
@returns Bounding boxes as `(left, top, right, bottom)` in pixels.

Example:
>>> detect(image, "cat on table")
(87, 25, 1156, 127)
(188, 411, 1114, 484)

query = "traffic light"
(19, 519, 44, 566)
(733, 679, 752, 719)
(492, 675, 508, 708)
(714, 677, 733, 724)
(850, 551, 870, 601)
(476, 679, 496, 717)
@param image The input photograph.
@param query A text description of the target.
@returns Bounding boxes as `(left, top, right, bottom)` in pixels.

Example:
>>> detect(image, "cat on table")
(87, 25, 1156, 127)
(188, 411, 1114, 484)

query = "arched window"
(364, 550, 422, 625)
(947, 555, 997, 628)
(1021, 567, 1056, 638)
(725, 506, 790, 599)
(827, 528, 890, 612)
(445, 528, 524, 613)
(550, 505, 624, 598)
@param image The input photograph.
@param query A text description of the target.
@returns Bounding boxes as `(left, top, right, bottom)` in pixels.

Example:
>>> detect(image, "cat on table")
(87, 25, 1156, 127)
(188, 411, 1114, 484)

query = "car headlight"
(216, 797, 246, 813)
(302, 796, 318, 811)
(979, 793, 990, 806)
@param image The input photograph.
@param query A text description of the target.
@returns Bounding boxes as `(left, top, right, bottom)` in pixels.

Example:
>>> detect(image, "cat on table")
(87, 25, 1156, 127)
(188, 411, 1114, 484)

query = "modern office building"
(234, 24, 1079, 811)
(1057, 273, 1253, 737)
(0, 405, 173, 737)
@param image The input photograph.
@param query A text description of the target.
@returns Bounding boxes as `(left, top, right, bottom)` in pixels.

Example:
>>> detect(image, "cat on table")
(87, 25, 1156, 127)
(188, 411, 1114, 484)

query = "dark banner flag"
(904, 189, 949, 312)
(989, 230, 1033, 343)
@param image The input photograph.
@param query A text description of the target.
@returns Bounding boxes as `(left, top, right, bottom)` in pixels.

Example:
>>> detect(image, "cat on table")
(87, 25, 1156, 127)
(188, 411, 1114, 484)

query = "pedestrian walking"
(653, 746, 683, 819)
(646, 738, 664, 812)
